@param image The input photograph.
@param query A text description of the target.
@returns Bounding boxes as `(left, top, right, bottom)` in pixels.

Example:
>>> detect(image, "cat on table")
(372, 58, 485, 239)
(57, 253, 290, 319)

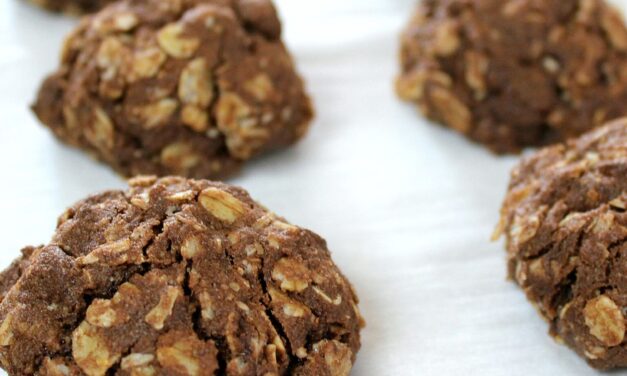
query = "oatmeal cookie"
(26, 0, 114, 14)
(397, 0, 627, 153)
(495, 119, 627, 368)
(33, 0, 313, 178)
(0, 176, 362, 375)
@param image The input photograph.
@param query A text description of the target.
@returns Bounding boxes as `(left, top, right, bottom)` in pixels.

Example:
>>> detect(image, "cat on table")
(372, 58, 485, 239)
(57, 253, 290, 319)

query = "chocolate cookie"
(33, 0, 313, 179)
(0, 176, 363, 375)
(495, 119, 627, 368)
(27, 0, 113, 14)
(397, 0, 627, 153)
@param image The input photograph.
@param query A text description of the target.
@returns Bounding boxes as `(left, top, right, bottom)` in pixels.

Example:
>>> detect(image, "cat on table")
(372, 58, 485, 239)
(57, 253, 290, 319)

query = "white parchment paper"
(1, 0, 626, 374)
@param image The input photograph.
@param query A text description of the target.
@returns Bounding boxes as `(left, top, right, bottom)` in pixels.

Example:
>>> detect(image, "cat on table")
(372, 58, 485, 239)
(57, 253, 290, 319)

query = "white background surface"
(1, 0, 627, 375)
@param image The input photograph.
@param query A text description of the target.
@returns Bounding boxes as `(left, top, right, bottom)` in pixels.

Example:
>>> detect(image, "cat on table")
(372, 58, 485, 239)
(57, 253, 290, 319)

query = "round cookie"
(495, 119, 627, 368)
(27, 0, 114, 14)
(33, 0, 313, 179)
(397, 0, 627, 153)
(0, 176, 363, 375)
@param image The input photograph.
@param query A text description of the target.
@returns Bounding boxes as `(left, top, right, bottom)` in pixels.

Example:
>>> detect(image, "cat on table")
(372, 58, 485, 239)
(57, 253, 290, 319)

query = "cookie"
(33, 0, 313, 179)
(495, 119, 627, 368)
(397, 0, 627, 153)
(0, 176, 363, 375)
(26, 0, 113, 14)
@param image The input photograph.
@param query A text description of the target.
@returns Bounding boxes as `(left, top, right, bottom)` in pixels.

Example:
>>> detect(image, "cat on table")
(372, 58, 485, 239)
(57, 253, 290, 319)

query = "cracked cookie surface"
(0, 176, 363, 375)
(33, 0, 313, 179)
(397, 0, 627, 153)
(495, 119, 627, 369)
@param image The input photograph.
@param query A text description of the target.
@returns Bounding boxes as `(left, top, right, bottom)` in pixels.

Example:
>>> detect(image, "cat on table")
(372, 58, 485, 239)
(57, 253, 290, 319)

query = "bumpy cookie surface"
(26, 0, 114, 14)
(0, 176, 362, 375)
(33, 0, 313, 178)
(397, 0, 627, 153)
(496, 119, 627, 368)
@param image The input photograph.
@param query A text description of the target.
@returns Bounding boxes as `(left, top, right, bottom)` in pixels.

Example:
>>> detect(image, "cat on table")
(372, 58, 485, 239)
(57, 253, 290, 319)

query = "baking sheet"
(1, 0, 626, 374)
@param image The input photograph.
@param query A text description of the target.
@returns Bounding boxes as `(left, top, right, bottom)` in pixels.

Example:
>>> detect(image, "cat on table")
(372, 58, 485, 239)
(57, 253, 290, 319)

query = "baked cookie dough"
(495, 119, 627, 368)
(0, 176, 363, 375)
(397, 0, 627, 153)
(27, 0, 114, 14)
(33, 0, 313, 178)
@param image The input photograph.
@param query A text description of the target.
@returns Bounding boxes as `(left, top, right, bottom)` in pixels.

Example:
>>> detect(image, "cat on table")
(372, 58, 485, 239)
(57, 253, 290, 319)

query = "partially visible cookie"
(397, 0, 627, 153)
(33, 0, 313, 179)
(26, 0, 113, 14)
(495, 119, 627, 369)
(0, 176, 363, 375)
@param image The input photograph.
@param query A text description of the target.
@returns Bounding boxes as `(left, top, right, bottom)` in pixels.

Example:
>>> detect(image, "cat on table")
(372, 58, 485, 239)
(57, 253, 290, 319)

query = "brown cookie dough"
(33, 0, 313, 179)
(26, 0, 114, 14)
(0, 176, 363, 375)
(0, 247, 35, 304)
(397, 0, 627, 153)
(495, 119, 627, 368)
